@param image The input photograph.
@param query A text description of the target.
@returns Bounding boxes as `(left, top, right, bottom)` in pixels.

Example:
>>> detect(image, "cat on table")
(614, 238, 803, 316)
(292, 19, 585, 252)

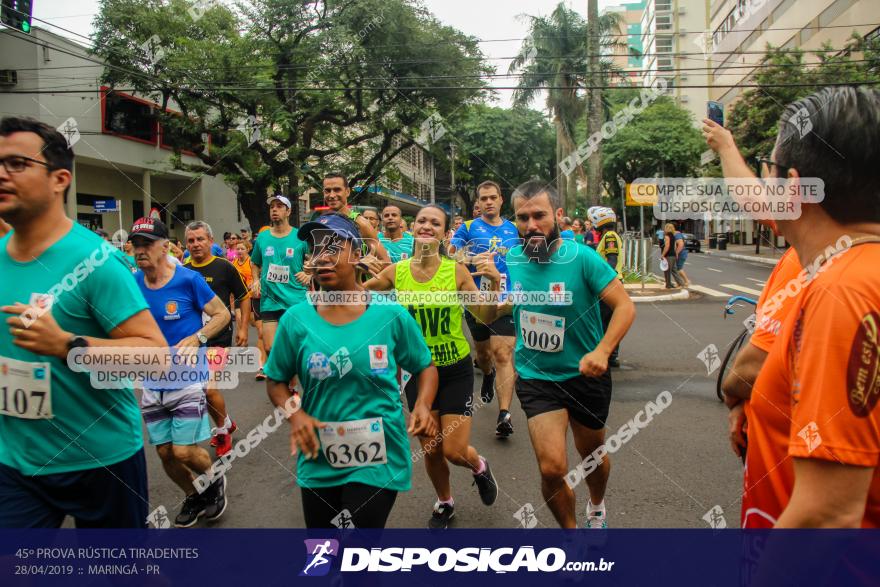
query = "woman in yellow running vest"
(364, 204, 503, 528)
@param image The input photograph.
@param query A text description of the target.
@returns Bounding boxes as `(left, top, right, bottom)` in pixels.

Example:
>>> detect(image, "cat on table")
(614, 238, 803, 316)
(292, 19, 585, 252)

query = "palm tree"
(509, 2, 623, 210)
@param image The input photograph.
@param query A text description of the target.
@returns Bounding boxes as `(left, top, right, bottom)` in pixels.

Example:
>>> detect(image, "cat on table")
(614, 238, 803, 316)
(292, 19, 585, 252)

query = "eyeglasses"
(753, 156, 790, 180)
(0, 155, 51, 174)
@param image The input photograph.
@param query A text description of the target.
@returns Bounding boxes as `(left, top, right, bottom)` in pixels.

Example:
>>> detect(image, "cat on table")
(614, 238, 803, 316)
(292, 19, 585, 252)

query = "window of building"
(101, 90, 158, 145)
(656, 13, 672, 31)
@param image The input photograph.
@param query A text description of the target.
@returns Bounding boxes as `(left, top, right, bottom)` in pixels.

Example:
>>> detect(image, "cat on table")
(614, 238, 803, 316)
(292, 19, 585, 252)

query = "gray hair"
(185, 220, 213, 239)
(511, 180, 561, 210)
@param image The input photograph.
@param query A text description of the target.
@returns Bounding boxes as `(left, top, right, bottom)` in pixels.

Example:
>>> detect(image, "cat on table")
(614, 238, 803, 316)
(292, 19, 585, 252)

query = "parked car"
(682, 233, 702, 252)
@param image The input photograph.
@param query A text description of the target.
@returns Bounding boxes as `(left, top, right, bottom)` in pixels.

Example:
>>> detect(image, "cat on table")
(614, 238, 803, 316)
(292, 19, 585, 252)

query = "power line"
(26, 9, 880, 45)
(7, 80, 878, 94)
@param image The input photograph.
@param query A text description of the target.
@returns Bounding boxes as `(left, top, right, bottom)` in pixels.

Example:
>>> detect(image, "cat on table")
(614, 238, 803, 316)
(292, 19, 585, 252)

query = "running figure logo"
(300, 539, 340, 577)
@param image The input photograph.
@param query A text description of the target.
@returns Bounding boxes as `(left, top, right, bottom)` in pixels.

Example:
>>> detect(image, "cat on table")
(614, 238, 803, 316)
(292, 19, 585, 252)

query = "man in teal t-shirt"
(505, 180, 635, 531)
(378, 205, 414, 262)
(250, 195, 309, 358)
(0, 116, 165, 528)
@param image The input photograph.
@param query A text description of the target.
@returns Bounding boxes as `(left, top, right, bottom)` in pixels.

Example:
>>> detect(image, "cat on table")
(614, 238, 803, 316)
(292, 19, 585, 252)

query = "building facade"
(641, 0, 712, 125)
(0, 27, 251, 240)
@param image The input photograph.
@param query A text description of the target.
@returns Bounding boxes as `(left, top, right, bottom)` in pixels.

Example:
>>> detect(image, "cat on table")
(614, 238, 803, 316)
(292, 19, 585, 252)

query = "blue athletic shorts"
(141, 384, 211, 446)
(0, 448, 148, 528)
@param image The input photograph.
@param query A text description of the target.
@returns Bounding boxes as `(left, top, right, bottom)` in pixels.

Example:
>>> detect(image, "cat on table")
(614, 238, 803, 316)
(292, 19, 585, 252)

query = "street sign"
(625, 183, 658, 206)
(93, 199, 120, 213)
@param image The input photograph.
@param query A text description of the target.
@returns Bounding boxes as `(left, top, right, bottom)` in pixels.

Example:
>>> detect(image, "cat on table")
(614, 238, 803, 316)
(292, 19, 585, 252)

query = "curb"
(728, 253, 779, 266)
(631, 289, 690, 303)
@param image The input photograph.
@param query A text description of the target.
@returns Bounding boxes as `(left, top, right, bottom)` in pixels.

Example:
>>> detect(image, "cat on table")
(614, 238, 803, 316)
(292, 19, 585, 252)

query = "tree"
(584, 0, 603, 207)
(601, 97, 704, 225)
(92, 0, 488, 228)
(433, 104, 555, 213)
(727, 34, 880, 162)
(508, 2, 621, 211)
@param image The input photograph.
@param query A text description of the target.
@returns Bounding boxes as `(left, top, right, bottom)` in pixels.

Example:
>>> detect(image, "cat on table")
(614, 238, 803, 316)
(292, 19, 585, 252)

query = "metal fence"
(622, 237, 655, 278)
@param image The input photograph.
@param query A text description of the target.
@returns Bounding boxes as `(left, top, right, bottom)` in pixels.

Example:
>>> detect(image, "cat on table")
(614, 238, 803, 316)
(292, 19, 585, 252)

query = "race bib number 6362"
(0, 356, 52, 419)
(318, 417, 387, 468)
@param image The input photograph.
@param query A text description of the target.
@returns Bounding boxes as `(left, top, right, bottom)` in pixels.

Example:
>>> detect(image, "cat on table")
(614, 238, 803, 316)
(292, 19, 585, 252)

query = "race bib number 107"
(318, 417, 387, 468)
(0, 356, 52, 419)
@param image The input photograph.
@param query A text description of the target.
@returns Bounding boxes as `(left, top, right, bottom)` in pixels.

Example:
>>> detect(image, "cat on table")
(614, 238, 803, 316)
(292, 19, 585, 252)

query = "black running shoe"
(495, 410, 513, 438)
(472, 458, 499, 505)
(480, 369, 496, 404)
(204, 475, 228, 522)
(428, 501, 455, 529)
(175, 493, 207, 528)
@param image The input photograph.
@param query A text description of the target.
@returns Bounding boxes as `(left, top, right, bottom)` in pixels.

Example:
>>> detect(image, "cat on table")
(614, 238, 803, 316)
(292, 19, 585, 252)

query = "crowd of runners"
(1, 85, 879, 531)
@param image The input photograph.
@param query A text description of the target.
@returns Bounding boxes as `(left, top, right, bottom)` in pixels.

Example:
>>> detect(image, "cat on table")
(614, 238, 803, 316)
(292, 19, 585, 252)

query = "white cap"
(266, 195, 292, 208)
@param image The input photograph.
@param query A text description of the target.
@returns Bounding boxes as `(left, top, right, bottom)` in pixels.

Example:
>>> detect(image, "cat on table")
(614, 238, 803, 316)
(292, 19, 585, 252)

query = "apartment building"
(603, 0, 649, 86)
(641, 0, 712, 125)
(709, 0, 877, 106)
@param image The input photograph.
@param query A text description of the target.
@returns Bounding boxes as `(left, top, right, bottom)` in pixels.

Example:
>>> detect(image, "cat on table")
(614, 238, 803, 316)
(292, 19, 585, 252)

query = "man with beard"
(505, 180, 635, 529)
(250, 195, 310, 370)
(378, 205, 414, 262)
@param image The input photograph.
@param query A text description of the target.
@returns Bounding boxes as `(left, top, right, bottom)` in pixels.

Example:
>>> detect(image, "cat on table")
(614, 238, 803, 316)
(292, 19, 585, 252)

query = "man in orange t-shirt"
(741, 86, 880, 528)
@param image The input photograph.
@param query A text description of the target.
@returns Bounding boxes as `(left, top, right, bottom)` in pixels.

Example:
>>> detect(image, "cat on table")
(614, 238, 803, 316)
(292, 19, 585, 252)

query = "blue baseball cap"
(298, 213, 363, 251)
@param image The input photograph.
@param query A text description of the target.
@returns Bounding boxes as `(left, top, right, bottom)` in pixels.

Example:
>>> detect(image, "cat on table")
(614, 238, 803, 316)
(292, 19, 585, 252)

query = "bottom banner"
(2, 529, 879, 586)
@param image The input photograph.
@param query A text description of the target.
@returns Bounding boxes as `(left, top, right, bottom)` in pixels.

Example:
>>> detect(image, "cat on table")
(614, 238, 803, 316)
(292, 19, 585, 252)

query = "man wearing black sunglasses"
(0, 116, 165, 528)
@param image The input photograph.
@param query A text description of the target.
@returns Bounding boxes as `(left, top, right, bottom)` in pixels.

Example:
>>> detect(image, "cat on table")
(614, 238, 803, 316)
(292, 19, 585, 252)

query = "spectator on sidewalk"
(674, 230, 690, 286)
(661, 223, 686, 289)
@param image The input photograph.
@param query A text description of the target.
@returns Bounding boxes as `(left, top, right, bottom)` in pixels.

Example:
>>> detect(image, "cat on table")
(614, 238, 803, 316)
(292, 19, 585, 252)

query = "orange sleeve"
(788, 286, 880, 466)
(751, 250, 802, 352)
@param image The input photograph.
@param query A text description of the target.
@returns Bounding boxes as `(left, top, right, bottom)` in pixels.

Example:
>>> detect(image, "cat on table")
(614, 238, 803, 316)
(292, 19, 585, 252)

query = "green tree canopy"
(92, 0, 488, 227)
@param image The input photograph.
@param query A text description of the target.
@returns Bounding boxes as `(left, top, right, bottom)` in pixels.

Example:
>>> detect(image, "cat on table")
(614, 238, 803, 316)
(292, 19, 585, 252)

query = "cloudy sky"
(30, 0, 617, 108)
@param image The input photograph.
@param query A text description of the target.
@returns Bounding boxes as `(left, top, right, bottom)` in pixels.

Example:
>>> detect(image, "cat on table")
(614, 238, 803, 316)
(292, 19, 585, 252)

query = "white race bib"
(266, 263, 290, 284)
(318, 417, 387, 468)
(0, 356, 53, 419)
(520, 310, 565, 353)
(479, 273, 507, 292)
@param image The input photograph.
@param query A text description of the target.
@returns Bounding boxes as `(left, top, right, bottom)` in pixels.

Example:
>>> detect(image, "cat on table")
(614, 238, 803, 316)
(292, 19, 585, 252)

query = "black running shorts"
(515, 370, 612, 430)
(404, 357, 475, 416)
(465, 312, 515, 342)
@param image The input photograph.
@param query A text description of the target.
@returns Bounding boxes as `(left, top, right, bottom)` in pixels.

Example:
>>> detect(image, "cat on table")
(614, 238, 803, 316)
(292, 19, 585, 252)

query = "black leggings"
(301, 482, 398, 528)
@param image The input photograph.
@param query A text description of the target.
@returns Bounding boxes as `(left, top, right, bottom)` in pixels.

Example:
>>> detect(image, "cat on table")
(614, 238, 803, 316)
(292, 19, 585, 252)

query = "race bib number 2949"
(0, 356, 52, 419)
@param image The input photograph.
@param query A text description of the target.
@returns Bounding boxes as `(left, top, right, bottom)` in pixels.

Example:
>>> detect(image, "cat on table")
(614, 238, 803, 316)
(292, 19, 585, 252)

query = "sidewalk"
(702, 243, 788, 266)
(624, 281, 689, 303)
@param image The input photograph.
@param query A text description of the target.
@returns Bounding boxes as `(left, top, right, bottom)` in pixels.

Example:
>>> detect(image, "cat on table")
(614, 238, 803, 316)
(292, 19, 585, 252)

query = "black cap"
(129, 217, 170, 241)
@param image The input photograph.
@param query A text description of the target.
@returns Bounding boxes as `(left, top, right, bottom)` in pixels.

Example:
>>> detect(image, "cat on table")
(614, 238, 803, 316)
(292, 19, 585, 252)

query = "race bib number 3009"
(520, 310, 565, 353)
(318, 417, 387, 468)
(0, 356, 52, 419)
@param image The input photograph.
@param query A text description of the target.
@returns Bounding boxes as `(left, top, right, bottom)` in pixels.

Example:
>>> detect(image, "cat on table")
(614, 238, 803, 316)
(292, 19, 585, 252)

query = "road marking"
(717, 258, 734, 262)
(747, 278, 766, 285)
(707, 267, 722, 273)
(688, 284, 729, 297)
(721, 283, 763, 296)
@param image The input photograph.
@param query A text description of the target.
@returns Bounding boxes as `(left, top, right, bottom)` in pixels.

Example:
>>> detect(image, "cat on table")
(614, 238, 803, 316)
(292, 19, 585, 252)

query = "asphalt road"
(139, 255, 773, 529)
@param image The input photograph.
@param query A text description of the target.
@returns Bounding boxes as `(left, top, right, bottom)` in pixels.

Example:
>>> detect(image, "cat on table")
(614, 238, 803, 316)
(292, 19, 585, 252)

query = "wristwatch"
(67, 335, 89, 351)
(196, 331, 208, 344)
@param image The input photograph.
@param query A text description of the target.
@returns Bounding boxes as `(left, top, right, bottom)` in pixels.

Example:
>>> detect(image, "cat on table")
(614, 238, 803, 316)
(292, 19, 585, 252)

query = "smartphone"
(707, 101, 724, 126)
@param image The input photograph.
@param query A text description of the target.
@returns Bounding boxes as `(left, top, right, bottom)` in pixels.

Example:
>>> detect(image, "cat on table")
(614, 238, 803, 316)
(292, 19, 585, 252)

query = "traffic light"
(1, 0, 33, 34)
